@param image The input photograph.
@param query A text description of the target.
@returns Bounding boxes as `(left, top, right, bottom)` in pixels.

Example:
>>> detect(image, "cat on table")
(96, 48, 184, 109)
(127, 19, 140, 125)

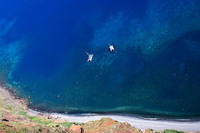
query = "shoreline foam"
(27, 109, 200, 132)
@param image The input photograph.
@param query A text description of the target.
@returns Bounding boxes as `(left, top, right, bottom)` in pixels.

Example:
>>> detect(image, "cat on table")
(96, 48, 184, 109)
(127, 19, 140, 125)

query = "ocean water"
(0, 0, 200, 117)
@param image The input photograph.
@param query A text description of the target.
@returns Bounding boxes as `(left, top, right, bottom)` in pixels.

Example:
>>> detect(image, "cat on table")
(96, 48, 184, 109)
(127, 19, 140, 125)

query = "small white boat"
(109, 44, 115, 52)
(85, 52, 93, 62)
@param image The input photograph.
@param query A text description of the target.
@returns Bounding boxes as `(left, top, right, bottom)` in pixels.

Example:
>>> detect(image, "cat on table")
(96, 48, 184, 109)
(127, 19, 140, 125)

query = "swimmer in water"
(109, 44, 115, 52)
(85, 52, 93, 62)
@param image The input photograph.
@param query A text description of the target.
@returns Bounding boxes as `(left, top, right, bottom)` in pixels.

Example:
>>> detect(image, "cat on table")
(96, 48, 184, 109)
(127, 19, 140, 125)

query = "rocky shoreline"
(0, 85, 200, 133)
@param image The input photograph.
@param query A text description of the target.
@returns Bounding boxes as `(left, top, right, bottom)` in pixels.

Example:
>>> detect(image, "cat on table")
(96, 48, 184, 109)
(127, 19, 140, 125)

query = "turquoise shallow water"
(0, 0, 200, 117)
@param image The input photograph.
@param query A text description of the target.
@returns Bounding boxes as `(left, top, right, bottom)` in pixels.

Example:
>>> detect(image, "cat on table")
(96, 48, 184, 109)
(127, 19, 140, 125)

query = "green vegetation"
(61, 122, 72, 128)
(5, 106, 13, 111)
(18, 128, 29, 133)
(164, 129, 184, 133)
(18, 111, 52, 126)
(31, 116, 52, 125)
(18, 111, 26, 116)
(73, 122, 83, 125)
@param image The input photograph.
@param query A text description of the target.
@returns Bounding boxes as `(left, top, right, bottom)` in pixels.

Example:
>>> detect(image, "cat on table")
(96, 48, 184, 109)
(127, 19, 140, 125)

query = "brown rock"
(41, 128, 50, 133)
(2, 112, 16, 122)
(70, 124, 82, 133)
(145, 129, 154, 133)
(47, 115, 52, 119)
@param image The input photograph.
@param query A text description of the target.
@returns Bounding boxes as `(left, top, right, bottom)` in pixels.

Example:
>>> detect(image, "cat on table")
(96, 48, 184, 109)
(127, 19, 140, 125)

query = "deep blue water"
(0, 0, 200, 117)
